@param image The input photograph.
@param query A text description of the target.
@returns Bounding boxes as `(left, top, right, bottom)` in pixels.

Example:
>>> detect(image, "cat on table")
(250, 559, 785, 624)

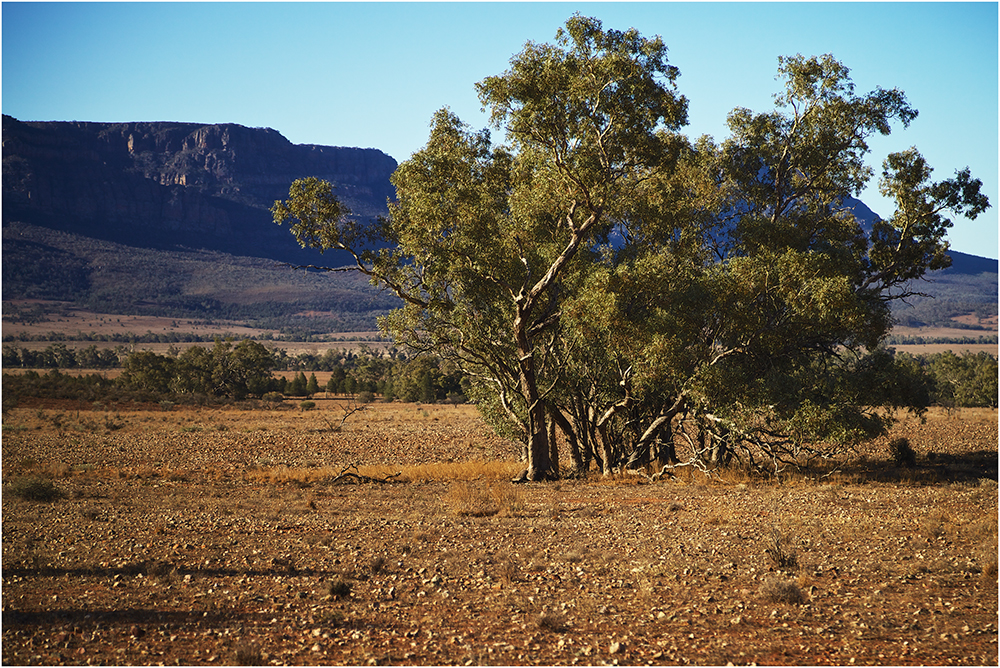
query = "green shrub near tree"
(896, 350, 999, 409)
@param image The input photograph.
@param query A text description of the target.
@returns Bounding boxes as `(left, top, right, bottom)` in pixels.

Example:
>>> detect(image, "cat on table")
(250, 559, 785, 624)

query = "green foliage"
(1, 369, 124, 405)
(2, 343, 122, 370)
(306, 373, 320, 396)
(299, 400, 316, 411)
(910, 351, 999, 408)
(119, 339, 279, 400)
(262, 391, 284, 405)
(285, 371, 308, 396)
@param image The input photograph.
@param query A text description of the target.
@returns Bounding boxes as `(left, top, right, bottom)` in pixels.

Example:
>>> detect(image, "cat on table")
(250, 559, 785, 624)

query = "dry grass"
(759, 575, 807, 605)
(443, 481, 527, 517)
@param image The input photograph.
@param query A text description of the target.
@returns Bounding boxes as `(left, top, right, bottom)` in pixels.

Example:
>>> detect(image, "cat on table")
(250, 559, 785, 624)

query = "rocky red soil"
(2, 402, 997, 666)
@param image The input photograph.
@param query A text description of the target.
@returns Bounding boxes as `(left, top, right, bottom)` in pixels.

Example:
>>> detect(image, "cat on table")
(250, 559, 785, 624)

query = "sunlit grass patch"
(444, 480, 527, 517)
(387, 459, 522, 482)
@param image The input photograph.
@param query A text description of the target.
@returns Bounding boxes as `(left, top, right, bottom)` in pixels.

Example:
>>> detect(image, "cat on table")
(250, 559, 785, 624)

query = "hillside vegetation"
(3, 222, 397, 334)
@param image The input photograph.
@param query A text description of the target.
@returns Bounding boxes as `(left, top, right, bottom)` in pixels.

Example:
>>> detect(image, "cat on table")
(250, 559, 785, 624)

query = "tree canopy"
(273, 14, 989, 480)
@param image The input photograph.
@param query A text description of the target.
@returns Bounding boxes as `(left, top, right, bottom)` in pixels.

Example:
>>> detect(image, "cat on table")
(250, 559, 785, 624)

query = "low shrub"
(233, 643, 264, 666)
(889, 437, 917, 468)
(537, 611, 569, 633)
(765, 528, 798, 570)
(299, 400, 316, 411)
(370, 555, 387, 574)
(325, 578, 352, 599)
(6, 476, 63, 502)
(759, 575, 806, 604)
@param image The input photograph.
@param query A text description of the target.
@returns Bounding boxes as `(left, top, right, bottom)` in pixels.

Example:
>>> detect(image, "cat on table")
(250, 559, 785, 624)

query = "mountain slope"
(2, 115, 395, 264)
(2, 221, 399, 333)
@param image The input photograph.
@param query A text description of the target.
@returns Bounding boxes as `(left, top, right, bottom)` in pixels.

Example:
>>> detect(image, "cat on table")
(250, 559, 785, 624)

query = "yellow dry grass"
(443, 480, 528, 517)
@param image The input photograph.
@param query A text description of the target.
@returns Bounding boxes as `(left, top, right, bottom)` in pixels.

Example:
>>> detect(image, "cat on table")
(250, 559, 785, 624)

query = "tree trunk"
(708, 424, 732, 467)
(547, 411, 559, 478)
(512, 308, 551, 482)
(625, 401, 684, 471)
(551, 407, 584, 475)
(597, 424, 616, 475)
(659, 420, 677, 466)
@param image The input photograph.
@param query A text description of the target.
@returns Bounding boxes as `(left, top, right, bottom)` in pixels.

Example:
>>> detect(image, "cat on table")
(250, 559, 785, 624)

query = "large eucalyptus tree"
(273, 17, 988, 479)
(274, 14, 689, 480)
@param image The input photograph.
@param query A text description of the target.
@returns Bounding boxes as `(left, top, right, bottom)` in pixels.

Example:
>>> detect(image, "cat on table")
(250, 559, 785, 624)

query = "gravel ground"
(2, 402, 997, 666)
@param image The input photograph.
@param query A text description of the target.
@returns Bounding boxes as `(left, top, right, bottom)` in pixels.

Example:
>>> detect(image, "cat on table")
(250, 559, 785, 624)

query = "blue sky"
(3, 2, 998, 259)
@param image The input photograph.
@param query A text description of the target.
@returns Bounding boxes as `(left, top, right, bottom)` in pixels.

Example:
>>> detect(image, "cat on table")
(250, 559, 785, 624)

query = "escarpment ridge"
(2, 116, 397, 263)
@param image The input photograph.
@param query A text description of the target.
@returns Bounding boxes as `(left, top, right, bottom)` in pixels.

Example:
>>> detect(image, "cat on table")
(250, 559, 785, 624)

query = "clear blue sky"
(4, 2, 997, 259)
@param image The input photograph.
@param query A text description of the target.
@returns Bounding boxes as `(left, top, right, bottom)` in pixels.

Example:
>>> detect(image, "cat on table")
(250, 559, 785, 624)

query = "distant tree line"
(884, 334, 998, 346)
(2, 331, 390, 344)
(2, 340, 469, 409)
(891, 297, 998, 330)
(2, 340, 993, 411)
(885, 334, 997, 346)
(4, 331, 230, 344)
(4, 340, 395, 371)
(3, 343, 125, 369)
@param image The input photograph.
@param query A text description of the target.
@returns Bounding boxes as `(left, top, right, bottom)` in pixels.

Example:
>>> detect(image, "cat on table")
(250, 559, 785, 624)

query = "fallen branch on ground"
(327, 464, 402, 485)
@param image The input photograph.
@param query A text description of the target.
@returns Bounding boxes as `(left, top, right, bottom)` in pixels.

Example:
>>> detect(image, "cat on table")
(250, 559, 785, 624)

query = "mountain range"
(2, 116, 996, 334)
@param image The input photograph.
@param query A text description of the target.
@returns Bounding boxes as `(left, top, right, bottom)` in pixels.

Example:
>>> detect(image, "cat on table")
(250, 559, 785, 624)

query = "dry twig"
(328, 464, 402, 485)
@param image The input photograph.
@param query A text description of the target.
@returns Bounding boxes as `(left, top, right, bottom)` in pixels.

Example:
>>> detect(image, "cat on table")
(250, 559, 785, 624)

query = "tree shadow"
(2, 607, 260, 629)
(821, 449, 998, 485)
(2, 560, 342, 580)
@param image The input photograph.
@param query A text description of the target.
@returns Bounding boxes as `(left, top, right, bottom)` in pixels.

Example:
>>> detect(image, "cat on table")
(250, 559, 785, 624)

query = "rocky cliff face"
(2, 116, 397, 262)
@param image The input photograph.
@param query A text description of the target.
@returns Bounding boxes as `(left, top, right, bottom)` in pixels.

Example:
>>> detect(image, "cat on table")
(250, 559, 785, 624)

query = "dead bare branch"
(320, 399, 369, 433)
(327, 464, 402, 485)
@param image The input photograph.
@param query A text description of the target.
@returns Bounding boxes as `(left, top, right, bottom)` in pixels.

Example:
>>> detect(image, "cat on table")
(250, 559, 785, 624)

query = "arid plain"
(2, 398, 996, 666)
